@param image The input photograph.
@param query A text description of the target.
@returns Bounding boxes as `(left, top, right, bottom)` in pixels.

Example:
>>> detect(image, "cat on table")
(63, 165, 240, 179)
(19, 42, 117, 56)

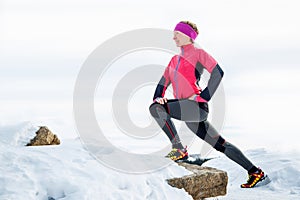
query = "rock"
(26, 126, 61, 146)
(167, 163, 228, 200)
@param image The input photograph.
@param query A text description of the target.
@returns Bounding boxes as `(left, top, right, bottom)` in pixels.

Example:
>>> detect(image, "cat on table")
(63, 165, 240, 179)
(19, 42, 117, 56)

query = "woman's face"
(173, 31, 192, 47)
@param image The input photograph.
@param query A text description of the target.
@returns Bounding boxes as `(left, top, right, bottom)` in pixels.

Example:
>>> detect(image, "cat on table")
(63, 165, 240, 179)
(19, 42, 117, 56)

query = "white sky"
(1, 0, 299, 83)
(1, 0, 299, 80)
(1, 0, 300, 54)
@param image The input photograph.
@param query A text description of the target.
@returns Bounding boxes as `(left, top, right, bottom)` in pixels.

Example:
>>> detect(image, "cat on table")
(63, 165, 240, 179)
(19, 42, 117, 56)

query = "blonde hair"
(180, 21, 199, 34)
(180, 21, 199, 42)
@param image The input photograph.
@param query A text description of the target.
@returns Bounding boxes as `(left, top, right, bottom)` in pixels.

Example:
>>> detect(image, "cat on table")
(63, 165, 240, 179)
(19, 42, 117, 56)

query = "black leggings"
(149, 99, 255, 171)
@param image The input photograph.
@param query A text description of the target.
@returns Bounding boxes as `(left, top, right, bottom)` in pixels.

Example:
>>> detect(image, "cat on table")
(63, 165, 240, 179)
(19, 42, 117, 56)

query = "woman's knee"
(149, 102, 165, 117)
(213, 136, 227, 152)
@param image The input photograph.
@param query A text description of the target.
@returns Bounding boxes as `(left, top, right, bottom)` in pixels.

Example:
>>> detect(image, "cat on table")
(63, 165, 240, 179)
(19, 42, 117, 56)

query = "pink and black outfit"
(152, 43, 222, 102)
(149, 22, 259, 174)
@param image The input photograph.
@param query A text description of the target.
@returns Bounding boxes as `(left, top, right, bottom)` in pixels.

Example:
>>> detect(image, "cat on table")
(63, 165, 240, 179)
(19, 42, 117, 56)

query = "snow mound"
(0, 121, 37, 146)
(0, 123, 192, 200)
(205, 149, 300, 200)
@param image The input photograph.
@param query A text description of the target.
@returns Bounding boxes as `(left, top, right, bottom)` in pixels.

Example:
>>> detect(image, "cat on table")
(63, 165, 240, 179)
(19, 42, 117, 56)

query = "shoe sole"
(254, 174, 271, 187)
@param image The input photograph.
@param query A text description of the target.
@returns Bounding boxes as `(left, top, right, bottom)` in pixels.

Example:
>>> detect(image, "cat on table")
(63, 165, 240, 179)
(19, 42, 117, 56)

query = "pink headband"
(174, 22, 198, 40)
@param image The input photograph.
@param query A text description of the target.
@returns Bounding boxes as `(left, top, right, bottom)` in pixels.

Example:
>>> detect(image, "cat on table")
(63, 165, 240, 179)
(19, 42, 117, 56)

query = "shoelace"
(171, 149, 188, 160)
(166, 148, 177, 157)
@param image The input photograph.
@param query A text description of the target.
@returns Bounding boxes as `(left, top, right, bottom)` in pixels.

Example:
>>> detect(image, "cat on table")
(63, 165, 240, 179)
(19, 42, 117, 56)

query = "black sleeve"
(153, 76, 170, 100)
(200, 64, 224, 101)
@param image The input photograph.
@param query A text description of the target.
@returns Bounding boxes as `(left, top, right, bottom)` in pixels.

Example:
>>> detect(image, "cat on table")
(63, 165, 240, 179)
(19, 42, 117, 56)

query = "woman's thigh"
(165, 99, 208, 122)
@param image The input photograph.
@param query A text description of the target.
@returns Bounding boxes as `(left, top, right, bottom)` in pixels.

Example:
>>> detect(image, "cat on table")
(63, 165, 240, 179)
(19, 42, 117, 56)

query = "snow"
(205, 149, 300, 200)
(1, 121, 300, 200)
(0, 122, 192, 200)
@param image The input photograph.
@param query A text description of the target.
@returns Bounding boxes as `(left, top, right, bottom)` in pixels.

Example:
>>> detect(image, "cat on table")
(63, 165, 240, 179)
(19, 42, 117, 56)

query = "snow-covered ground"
(206, 149, 300, 200)
(0, 121, 192, 200)
(1, 121, 300, 200)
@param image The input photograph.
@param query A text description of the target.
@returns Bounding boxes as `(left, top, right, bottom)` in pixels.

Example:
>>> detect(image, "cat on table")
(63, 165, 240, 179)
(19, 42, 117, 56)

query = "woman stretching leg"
(149, 21, 266, 188)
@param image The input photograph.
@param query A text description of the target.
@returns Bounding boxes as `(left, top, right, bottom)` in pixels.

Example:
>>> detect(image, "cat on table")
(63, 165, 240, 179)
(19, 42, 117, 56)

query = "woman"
(149, 21, 265, 188)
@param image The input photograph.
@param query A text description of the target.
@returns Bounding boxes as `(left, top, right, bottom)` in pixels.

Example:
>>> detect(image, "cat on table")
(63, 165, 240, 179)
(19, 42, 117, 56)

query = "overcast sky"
(1, 0, 299, 58)
(1, 0, 300, 95)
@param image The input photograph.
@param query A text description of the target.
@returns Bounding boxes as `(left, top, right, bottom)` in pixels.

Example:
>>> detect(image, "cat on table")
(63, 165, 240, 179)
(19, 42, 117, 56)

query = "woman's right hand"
(155, 97, 168, 105)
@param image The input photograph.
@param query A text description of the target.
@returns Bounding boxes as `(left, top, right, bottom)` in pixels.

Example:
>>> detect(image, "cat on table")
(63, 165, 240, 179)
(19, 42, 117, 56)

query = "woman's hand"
(188, 94, 197, 100)
(155, 97, 168, 105)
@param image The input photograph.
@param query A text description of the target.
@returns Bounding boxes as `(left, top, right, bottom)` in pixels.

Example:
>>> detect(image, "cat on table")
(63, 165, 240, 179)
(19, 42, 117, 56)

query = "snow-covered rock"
(167, 164, 227, 199)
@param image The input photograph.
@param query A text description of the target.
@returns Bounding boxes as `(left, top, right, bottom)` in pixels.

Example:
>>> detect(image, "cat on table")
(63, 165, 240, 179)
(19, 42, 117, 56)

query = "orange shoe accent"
(170, 148, 188, 161)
